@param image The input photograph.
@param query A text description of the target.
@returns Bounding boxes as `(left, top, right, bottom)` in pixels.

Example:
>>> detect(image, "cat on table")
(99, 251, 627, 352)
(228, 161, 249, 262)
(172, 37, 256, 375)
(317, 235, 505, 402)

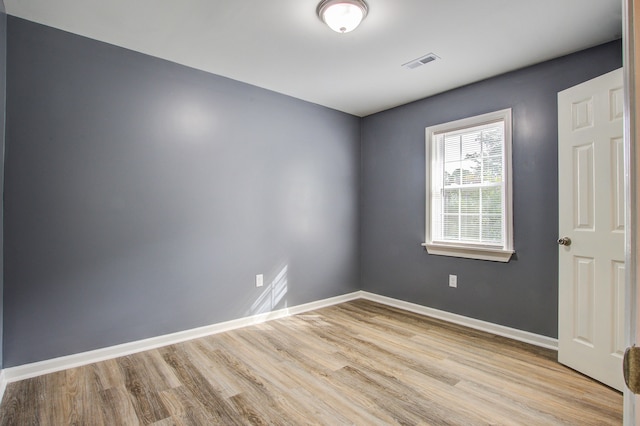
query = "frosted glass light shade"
(317, 0, 368, 33)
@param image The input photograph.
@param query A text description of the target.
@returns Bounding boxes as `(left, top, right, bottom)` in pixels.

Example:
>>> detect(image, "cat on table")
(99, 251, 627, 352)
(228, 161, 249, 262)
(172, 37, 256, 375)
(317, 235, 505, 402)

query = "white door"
(558, 68, 625, 392)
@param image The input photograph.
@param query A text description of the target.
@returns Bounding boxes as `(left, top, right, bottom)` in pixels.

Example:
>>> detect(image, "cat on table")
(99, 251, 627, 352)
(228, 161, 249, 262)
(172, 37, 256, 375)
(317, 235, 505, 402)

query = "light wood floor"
(0, 300, 622, 425)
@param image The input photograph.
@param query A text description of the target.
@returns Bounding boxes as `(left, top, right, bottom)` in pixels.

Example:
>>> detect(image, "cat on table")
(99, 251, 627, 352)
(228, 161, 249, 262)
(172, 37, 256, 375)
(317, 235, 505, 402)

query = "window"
(423, 109, 514, 262)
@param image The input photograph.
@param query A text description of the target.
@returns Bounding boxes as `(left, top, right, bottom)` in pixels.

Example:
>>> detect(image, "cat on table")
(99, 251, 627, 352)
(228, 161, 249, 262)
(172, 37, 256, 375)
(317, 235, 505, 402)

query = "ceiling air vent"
(402, 53, 439, 70)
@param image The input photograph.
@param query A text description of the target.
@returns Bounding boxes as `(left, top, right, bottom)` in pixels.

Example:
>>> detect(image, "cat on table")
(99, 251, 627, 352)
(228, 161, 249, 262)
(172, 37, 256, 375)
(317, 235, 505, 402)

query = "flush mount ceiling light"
(317, 0, 369, 34)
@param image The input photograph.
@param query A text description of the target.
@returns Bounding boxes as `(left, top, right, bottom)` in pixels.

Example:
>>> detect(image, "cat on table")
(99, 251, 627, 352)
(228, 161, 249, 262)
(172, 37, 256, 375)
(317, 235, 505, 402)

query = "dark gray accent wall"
(360, 40, 622, 338)
(4, 17, 360, 367)
(0, 0, 6, 368)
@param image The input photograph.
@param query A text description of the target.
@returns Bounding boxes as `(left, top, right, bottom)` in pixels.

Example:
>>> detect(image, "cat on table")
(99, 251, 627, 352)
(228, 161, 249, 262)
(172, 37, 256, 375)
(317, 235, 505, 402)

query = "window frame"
(423, 108, 514, 262)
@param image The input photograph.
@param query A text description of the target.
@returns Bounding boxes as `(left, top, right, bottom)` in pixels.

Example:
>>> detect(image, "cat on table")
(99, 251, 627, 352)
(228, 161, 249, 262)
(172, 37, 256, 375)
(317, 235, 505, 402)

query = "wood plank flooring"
(0, 300, 623, 425)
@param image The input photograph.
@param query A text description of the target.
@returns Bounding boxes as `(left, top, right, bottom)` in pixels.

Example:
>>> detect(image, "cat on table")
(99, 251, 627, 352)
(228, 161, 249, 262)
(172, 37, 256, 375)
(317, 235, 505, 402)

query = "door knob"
(557, 236, 572, 246)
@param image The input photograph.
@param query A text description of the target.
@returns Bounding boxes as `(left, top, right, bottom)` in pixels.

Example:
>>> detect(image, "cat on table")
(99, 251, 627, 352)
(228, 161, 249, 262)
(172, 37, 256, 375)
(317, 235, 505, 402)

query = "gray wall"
(0, 0, 6, 368)
(4, 17, 360, 367)
(360, 40, 622, 338)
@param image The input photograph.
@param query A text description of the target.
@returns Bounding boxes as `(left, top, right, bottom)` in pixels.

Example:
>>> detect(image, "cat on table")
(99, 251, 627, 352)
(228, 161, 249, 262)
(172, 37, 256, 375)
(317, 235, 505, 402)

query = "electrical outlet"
(256, 274, 264, 288)
(449, 274, 457, 288)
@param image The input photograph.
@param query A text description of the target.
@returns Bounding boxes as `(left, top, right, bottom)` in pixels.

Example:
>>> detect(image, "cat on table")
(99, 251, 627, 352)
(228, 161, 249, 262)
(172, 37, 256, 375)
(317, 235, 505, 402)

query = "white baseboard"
(360, 291, 558, 350)
(0, 289, 557, 403)
(0, 370, 6, 403)
(1, 291, 362, 386)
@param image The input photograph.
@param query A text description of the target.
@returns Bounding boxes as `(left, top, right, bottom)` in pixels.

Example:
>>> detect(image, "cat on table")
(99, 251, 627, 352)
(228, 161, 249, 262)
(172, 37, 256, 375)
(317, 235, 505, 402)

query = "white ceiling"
(4, 0, 622, 117)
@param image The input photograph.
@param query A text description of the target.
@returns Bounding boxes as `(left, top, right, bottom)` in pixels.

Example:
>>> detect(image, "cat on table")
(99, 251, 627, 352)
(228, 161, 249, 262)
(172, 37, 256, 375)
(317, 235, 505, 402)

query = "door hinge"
(624, 346, 640, 393)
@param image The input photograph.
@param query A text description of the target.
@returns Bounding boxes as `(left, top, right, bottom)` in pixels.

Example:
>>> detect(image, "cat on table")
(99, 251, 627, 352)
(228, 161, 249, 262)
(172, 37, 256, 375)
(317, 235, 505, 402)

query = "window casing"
(423, 109, 514, 262)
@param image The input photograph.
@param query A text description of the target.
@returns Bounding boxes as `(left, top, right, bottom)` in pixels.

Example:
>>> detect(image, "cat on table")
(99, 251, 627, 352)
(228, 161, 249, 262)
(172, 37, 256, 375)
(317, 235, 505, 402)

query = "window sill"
(421, 243, 514, 263)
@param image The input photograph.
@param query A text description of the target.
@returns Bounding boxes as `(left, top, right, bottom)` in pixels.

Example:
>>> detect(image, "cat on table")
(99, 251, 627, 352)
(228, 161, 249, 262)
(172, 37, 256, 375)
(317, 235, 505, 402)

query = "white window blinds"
(432, 121, 505, 246)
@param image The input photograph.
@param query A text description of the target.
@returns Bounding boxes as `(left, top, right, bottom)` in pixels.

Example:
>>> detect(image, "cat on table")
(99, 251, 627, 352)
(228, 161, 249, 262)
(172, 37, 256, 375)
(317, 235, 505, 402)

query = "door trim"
(623, 0, 637, 424)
